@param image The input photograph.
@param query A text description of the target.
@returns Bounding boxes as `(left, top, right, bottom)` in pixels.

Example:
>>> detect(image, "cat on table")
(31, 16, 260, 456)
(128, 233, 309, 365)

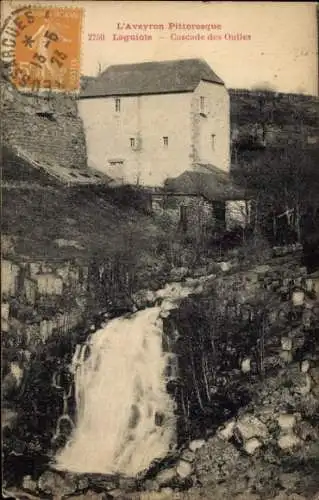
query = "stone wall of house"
(152, 194, 219, 234)
(78, 92, 192, 186)
(153, 195, 253, 234)
(192, 81, 230, 172)
(226, 200, 252, 229)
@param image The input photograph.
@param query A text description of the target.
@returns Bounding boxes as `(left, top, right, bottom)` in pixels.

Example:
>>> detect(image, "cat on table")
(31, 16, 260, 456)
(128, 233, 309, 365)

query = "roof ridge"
(105, 57, 208, 68)
(81, 58, 224, 98)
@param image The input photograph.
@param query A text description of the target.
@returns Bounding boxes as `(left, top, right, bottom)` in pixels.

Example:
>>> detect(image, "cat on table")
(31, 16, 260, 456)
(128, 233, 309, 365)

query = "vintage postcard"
(1, 1, 319, 499)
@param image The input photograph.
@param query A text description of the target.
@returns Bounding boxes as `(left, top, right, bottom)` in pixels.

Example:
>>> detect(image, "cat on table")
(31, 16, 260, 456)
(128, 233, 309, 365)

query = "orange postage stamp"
(1, 5, 83, 92)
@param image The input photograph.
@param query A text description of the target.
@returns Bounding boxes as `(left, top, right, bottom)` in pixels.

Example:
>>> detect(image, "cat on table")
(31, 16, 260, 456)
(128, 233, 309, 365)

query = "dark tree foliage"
(233, 141, 319, 248)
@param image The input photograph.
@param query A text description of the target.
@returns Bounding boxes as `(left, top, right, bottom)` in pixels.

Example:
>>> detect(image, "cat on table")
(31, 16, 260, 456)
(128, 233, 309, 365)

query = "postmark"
(1, 4, 83, 93)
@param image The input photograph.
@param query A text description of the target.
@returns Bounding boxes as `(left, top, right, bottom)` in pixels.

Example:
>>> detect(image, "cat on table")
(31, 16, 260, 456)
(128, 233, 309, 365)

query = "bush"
(234, 232, 272, 266)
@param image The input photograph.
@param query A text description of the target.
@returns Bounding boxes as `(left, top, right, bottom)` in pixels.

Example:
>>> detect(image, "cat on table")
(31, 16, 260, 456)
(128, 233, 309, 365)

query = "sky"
(2, 1, 318, 95)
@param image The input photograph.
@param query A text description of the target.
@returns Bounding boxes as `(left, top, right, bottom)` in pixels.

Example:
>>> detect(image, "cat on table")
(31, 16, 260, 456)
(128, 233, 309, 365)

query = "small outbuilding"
(151, 163, 252, 232)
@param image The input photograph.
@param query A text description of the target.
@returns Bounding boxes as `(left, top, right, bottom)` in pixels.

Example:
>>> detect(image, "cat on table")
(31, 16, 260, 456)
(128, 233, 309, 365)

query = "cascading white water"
(55, 306, 177, 476)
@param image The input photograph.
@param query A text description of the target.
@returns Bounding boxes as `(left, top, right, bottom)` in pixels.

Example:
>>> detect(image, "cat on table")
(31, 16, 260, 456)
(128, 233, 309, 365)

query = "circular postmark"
(1, 5, 34, 90)
(1, 5, 42, 92)
(1, 4, 83, 94)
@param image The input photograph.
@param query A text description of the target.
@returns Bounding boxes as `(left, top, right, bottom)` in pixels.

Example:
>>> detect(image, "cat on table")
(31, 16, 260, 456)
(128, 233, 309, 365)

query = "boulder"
(277, 433, 301, 451)
(302, 309, 313, 329)
(281, 337, 292, 351)
(2, 234, 16, 255)
(160, 488, 174, 495)
(217, 420, 235, 441)
(245, 271, 259, 284)
(189, 439, 206, 452)
(291, 290, 305, 307)
(280, 351, 293, 364)
(2, 487, 40, 500)
(309, 366, 319, 386)
(277, 414, 296, 432)
(144, 479, 160, 492)
(89, 475, 119, 492)
(135, 489, 174, 500)
(293, 373, 312, 396)
(312, 383, 319, 398)
(279, 472, 298, 490)
(2, 408, 18, 429)
(169, 267, 188, 281)
(244, 437, 262, 455)
(1, 302, 10, 322)
(180, 449, 195, 462)
(77, 477, 90, 491)
(38, 470, 78, 496)
(107, 489, 124, 498)
(22, 475, 37, 493)
(160, 299, 177, 314)
(254, 265, 271, 275)
(235, 495, 260, 500)
(218, 261, 232, 272)
(54, 238, 84, 250)
(9, 362, 24, 387)
(273, 494, 307, 500)
(300, 360, 310, 373)
(176, 459, 193, 479)
(132, 289, 156, 308)
(192, 266, 207, 278)
(70, 491, 107, 499)
(241, 357, 251, 373)
(296, 420, 319, 442)
(155, 467, 176, 487)
(2, 317, 9, 332)
(194, 283, 204, 294)
(236, 415, 269, 441)
(118, 477, 137, 491)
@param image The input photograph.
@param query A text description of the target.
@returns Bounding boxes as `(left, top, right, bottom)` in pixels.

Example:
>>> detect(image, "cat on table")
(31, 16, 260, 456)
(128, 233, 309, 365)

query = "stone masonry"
(1, 251, 89, 347)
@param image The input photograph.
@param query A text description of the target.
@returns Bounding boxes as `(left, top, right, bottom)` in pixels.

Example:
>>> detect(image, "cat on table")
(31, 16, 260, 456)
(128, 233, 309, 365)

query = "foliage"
(233, 142, 319, 244)
(172, 287, 271, 441)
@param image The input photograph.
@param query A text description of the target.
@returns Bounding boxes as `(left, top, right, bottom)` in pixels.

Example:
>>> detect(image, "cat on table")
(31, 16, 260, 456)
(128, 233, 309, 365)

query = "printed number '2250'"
(88, 33, 105, 41)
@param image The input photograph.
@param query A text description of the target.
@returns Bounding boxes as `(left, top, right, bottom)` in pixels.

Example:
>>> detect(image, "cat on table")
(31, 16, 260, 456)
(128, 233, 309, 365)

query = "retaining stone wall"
(1, 255, 89, 347)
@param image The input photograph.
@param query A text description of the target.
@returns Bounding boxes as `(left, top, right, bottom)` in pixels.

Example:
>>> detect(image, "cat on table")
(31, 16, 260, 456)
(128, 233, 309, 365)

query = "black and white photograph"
(1, 2, 319, 499)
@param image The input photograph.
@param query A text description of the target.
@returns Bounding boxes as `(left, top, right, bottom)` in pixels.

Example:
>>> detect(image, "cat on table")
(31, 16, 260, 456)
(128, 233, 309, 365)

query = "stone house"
(79, 58, 230, 187)
(151, 163, 251, 233)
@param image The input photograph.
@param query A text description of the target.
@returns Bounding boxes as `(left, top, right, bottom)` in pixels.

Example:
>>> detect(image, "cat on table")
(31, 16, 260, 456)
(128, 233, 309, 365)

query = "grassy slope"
(2, 186, 160, 262)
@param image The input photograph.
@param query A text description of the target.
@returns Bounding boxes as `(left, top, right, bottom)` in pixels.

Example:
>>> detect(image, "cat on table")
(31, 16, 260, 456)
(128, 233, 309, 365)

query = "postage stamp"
(1, 4, 83, 93)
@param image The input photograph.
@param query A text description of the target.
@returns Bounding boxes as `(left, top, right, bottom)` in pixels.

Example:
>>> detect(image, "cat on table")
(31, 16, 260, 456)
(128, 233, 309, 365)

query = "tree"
(233, 140, 319, 244)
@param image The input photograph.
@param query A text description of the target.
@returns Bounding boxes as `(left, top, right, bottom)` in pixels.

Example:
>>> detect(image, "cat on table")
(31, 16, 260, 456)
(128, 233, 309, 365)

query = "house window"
(115, 98, 121, 112)
(200, 96, 206, 114)
(109, 160, 124, 167)
(163, 136, 168, 147)
(130, 137, 135, 148)
(211, 134, 216, 150)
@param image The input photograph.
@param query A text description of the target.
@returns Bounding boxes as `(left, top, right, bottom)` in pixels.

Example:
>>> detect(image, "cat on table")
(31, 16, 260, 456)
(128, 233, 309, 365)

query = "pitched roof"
(164, 163, 250, 201)
(81, 58, 224, 98)
(3, 144, 113, 187)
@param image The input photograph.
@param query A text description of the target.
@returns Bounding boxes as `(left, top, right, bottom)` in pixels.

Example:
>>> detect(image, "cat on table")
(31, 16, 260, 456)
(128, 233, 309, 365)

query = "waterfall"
(55, 306, 177, 476)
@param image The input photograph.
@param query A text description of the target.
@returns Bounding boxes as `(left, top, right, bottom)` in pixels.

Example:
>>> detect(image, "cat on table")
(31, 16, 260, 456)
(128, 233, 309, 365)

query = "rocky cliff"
(229, 89, 319, 167)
